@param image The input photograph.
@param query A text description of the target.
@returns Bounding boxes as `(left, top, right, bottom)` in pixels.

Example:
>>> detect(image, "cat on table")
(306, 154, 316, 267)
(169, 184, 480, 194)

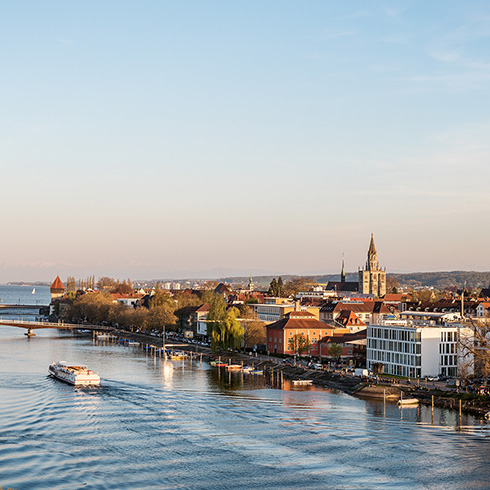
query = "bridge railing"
(0, 319, 113, 330)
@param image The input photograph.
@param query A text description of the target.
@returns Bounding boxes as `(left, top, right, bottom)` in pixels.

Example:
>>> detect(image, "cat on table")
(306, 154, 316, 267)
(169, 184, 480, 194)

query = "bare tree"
(458, 319, 490, 377)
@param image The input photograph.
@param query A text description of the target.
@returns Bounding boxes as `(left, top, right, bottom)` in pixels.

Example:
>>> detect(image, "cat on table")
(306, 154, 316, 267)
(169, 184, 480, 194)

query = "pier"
(0, 304, 47, 309)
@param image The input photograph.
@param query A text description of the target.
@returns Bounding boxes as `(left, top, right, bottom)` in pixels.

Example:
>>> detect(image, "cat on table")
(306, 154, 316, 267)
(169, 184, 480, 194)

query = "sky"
(1, 1, 490, 282)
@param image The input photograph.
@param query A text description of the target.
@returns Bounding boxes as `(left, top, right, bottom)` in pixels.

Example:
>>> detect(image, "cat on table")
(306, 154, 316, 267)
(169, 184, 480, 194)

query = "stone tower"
(50, 276, 65, 301)
(358, 234, 386, 297)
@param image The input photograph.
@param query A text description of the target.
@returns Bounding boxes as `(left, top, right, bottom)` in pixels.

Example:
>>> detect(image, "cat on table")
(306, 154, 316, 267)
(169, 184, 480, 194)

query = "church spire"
(367, 233, 378, 271)
(341, 253, 346, 283)
(368, 233, 376, 256)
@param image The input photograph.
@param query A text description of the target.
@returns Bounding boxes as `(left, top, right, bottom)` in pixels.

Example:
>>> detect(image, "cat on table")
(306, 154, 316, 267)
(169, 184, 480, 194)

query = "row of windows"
(441, 355, 457, 366)
(368, 361, 421, 378)
(439, 343, 456, 354)
(441, 366, 457, 377)
(441, 331, 457, 342)
(367, 339, 421, 354)
(288, 331, 326, 337)
(369, 327, 421, 342)
(368, 350, 421, 366)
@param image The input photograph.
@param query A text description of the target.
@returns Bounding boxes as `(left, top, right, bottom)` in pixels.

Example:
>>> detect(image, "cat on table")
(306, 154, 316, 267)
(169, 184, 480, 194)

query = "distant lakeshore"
(6, 270, 490, 290)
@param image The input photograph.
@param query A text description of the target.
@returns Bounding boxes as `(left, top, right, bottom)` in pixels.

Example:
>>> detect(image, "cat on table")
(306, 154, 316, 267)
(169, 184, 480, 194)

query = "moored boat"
(48, 361, 100, 386)
(398, 397, 419, 406)
(169, 351, 187, 360)
(292, 379, 313, 386)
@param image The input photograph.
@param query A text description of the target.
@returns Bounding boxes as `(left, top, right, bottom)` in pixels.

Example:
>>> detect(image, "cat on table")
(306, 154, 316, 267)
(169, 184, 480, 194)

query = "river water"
(1, 286, 490, 489)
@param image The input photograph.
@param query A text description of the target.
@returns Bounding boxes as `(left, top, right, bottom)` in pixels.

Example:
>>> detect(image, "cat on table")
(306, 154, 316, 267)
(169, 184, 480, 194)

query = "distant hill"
(221, 271, 490, 290)
(388, 271, 490, 289)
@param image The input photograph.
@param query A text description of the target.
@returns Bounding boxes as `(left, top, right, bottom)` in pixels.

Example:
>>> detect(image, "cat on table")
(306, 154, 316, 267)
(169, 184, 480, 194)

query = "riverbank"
(95, 328, 490, 419)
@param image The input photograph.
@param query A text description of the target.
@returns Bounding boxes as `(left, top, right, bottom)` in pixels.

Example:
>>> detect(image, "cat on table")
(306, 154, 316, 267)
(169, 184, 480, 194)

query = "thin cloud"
(315, 30, 355, 41)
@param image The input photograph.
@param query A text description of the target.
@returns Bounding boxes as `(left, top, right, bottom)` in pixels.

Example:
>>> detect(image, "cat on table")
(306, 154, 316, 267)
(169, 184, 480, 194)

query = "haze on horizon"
(1, 1, 489, 283)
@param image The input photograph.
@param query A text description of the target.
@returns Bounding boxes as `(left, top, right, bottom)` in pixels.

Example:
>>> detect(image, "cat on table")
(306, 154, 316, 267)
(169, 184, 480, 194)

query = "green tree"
(283, 277, 316, 297)
(268, 278, 279, 296)
(149, 289, 174, 309)
(277, 277, 284, 297)
(328, 343, 342, 361)
(287, 333, 311, 356)
(208, 298, 244, 353)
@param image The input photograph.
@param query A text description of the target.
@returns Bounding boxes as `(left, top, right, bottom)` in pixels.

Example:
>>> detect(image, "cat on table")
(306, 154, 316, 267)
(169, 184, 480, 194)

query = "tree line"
(59, 286, 265, 353)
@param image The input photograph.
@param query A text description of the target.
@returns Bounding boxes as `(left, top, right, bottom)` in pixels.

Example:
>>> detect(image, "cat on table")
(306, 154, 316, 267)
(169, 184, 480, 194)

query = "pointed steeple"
(341, 253, 346, 283)
(368, 233, 376, 256)
(365, 233, 379, 272)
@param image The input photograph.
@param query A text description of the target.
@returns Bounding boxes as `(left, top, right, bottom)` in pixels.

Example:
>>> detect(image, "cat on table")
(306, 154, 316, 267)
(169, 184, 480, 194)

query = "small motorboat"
(398, 397, 419, 406)
(292, 379, 313, 386)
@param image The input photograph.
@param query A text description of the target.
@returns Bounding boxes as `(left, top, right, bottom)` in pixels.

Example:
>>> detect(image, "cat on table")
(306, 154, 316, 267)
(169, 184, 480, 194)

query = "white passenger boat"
(48, 361, 100, 386)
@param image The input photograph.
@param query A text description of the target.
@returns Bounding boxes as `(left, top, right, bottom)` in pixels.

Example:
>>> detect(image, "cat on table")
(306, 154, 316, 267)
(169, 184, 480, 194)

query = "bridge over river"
(0, 319, 113, 337)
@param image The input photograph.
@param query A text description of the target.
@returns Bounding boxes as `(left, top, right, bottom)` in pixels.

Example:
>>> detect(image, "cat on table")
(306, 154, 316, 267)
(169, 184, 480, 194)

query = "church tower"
(340, 253, 346, 284)
(358, 234, 386, 297)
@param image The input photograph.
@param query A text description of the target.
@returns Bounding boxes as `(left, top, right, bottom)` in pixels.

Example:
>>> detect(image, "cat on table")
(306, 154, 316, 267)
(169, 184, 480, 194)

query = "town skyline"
(2, 1, 490, 281)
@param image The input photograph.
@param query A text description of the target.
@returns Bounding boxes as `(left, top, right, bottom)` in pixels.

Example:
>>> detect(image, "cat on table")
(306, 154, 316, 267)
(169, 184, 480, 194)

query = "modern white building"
(367, 321, 472, 378)
(399, 311, 461, 326)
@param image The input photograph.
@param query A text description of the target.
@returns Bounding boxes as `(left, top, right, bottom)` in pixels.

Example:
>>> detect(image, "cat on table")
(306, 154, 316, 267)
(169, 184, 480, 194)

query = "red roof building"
(319, 329, 367, 360)
(50, 276, 65, 301)
(50, 276, 65, 293)
(266, 311, 337, 356)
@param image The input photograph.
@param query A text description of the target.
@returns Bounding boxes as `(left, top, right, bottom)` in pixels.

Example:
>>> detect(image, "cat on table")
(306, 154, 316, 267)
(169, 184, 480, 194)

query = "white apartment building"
(367, 321, 472, 378)
(254, 303, 295, 323)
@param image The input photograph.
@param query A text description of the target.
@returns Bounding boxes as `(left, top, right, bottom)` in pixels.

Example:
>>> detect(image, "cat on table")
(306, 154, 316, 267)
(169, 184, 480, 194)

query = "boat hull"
(398, 398, 419, 406)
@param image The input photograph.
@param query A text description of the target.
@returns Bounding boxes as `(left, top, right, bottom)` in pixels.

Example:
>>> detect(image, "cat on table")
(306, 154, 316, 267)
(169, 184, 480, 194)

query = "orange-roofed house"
(266, 311, 335, 356)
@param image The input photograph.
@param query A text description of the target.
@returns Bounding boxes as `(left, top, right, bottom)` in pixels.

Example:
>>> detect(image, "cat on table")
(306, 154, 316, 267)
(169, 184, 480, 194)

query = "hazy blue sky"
(1, 1, 489, 282)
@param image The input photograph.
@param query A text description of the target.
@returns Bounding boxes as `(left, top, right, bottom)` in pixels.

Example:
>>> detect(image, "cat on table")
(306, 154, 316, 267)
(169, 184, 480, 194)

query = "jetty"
(0, 304, 46, 309)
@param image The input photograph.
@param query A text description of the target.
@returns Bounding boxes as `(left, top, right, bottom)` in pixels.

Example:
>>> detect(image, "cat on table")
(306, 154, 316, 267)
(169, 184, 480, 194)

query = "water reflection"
(3, 328, 490, 490)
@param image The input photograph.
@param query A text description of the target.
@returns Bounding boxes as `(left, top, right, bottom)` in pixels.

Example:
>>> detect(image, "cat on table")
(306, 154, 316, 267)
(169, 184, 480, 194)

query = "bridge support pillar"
(25, 329, 36, 338)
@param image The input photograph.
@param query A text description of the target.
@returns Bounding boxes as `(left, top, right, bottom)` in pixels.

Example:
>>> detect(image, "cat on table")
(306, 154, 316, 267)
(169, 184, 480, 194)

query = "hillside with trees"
(222, 271, 490, 291)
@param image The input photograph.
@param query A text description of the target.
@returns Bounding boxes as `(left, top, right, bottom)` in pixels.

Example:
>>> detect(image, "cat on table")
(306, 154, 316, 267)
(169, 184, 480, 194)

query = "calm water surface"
(1, 287, 490, 489)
